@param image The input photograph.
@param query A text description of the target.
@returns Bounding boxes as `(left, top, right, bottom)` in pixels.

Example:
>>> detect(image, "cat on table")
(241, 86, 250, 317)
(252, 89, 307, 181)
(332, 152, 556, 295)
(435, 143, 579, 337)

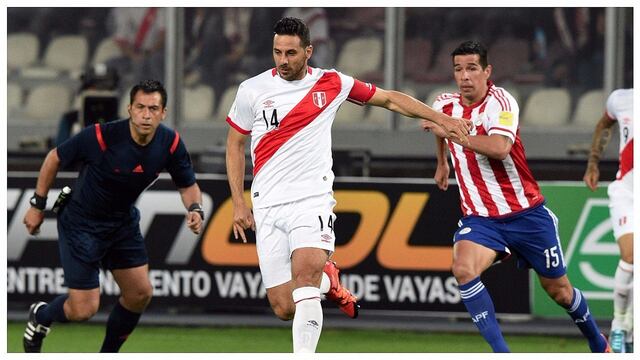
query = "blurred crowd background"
(6, 7, 633, 178)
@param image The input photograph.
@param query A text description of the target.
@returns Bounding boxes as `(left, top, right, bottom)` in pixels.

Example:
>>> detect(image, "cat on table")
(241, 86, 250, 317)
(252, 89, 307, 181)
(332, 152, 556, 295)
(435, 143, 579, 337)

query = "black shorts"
(57, 203, 148, 290)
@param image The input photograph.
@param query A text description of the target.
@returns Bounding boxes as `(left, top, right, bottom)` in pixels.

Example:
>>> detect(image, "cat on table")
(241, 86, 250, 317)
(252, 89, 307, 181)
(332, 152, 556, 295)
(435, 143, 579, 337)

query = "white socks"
(292, 286, 323, 353)
(612, 260, 633, 331)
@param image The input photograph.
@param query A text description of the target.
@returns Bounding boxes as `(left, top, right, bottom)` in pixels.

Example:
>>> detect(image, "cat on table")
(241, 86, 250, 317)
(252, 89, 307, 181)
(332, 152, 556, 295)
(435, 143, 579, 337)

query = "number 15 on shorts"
(544, 246, 561, 269)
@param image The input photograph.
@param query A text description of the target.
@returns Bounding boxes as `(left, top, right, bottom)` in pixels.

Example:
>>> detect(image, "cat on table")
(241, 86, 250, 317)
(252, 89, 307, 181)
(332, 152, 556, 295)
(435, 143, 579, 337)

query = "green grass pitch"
(8, 322, 590, 353)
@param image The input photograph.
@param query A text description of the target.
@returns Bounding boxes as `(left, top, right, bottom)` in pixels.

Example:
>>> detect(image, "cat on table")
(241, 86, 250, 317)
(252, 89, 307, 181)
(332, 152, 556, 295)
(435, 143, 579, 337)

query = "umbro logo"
(306, 320, 319, 328)
(321, 234, 333, 243)
(263, 100, 275, 108)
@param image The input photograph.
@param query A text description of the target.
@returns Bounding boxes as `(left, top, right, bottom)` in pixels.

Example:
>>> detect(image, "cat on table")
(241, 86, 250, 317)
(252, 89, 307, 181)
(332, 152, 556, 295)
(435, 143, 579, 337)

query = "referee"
(22, 80, 204, 352)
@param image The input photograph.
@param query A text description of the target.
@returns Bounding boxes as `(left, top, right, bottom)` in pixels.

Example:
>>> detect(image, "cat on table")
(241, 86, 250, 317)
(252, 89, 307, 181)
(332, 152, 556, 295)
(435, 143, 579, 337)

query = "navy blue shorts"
(57, 203, 148, 289)
(453, 202, 567, 278)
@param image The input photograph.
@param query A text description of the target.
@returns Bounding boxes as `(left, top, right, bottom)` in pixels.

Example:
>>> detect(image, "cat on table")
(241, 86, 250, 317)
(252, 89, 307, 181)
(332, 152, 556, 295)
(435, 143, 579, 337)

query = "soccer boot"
(23, 302, 51, 353)
(609, 329, 626, 353)
(323, 260, 359, 318)
(598, 333, 612, 353)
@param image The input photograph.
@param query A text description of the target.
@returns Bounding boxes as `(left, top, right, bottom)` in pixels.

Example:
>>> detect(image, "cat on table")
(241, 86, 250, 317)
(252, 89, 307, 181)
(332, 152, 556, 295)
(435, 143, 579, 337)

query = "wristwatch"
(30, 193, 47, 211)
(188, 203, 205, 220)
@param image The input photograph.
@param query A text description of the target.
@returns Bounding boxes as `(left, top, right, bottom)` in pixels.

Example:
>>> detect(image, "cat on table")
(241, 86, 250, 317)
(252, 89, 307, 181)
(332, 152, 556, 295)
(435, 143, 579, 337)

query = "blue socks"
(36, 295, 69, 326)
(459, 277, 510, 352)
(100, 302, 142, 353)
(565, 288, 607, 352)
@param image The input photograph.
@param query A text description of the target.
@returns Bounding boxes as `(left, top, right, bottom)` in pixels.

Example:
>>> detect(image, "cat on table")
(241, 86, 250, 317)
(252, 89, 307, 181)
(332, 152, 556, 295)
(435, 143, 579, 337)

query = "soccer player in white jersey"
(423, 40, 611, 353)
(583, 88, 634, 353)
(225, 17, 471, 353)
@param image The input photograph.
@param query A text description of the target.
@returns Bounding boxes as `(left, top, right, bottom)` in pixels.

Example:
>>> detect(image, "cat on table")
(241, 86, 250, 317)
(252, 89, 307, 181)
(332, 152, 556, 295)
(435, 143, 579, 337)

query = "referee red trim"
(94, 124, 107, 152)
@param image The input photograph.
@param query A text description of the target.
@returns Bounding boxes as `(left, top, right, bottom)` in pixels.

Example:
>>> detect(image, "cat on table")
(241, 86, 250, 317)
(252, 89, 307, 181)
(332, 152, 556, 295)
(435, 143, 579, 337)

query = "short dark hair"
(273, 17, 311, 48)
(451, 40, 489, 68)
(129, 79, 168, 108)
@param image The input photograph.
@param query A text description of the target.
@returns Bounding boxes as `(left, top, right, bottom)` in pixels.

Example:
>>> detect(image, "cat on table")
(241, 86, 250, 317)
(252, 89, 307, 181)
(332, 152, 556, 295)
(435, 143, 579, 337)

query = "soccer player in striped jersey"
(583, 88, 634, 353)
(225, 17, 471, 353)
(423, 40, 610, 353)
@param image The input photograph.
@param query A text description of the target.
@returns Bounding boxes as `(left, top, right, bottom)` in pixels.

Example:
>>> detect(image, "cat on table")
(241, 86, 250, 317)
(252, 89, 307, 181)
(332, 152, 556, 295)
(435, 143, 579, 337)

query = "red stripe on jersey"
(271, 68, 277, 77)
(509, 134, 543, 206)
(94, 124, 107, 152)
(476, 125, 522, 212)
(488, 126, 516, 138)
(489, 89, 508, 111)
(449, 141, 476, 215)
(496, 88, 511, 111)
(170, 131, 180, 154)
(253, 72, 342, 176)
(462, 106, 500, 216)
(226, 117, 251, 135)
(618, 138, 633, 179)
(479, 102, 488, 114)
(348, 79, 376, 105)
(443, 102, 475, 215)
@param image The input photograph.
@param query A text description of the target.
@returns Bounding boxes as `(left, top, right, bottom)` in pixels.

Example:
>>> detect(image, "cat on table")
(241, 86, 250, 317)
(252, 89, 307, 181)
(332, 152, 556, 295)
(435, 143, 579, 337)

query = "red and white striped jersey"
(226, 67, 376, 208)
(606, 88, 634, 180)
(434, 82, 544, 217)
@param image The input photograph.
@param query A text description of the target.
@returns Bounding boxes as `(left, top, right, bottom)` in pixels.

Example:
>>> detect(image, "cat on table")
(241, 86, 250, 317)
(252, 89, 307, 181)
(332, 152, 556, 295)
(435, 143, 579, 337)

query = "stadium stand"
(24, 84, 72, 120)
(403, 38, 433, 82)
(333, 102, 367, 127)
(21, 35, 88, 79)
(91, 37, 122, 65)
(8, 83, 23, 115)
(214, 84, 239, 122)
(521, 88, 571, 127)
(488, 37, 530, 83)
(571, 89, 606, 127)
(7, 33, 40, 73)
(335, 36, 383, 79)
(183, 85, 216, 122)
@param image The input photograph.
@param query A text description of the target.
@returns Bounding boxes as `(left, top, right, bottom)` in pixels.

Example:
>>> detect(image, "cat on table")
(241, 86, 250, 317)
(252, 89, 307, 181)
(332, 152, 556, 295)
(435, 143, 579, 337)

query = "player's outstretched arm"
(434, 136, 450, 191)
(23, 148, 61, 235)
(366, 87, 472, 143)
(583, 113, 615, 191)
(178, 183, 204, 234)
(225, 127, 255, 243)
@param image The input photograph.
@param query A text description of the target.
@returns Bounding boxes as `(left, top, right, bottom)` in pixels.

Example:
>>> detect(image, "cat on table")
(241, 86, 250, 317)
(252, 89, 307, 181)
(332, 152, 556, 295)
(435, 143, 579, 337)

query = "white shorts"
(608, 172, 634, 240)
(253, 192, 336, 289)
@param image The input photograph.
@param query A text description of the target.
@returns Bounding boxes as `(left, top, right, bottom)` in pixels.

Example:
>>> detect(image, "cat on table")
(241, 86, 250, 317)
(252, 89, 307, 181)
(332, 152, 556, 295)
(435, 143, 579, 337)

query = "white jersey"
(606, 88, 634, 181)
(226, 67, 376, 208)
(434, 81, 544, 218)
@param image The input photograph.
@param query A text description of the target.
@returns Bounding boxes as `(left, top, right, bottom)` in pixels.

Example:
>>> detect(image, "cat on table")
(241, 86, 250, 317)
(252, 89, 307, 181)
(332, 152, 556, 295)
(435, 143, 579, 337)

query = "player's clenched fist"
(23, 207, 45, 235)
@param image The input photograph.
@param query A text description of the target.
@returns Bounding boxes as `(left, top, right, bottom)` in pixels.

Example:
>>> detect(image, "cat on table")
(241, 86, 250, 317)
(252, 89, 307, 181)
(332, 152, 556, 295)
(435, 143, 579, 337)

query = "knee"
(122, 285, 153, 312)
(620, 253, 633, 265)
(545, 284, 574, 307)
(66, 298, 99, 322)
(451, 261, 479, 285)
(271, 301, 294, 321)
(293, 271, 322, 289)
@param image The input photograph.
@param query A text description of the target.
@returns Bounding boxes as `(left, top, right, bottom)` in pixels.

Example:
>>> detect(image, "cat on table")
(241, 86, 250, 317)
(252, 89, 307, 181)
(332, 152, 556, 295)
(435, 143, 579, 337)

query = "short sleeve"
(56, 123, 102, 169)
(166, 135, 197, 188)
(226, 83, 253, 135)
(347, 78, 377, 106)
(485, 93, 519, 143)
(605, 90, 619, 121)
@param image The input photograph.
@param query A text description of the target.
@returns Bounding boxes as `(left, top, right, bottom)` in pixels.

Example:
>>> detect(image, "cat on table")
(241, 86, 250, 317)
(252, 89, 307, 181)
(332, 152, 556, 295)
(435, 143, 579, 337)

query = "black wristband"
(188, 203, 204, 220)
(30, 193, 47, 211)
